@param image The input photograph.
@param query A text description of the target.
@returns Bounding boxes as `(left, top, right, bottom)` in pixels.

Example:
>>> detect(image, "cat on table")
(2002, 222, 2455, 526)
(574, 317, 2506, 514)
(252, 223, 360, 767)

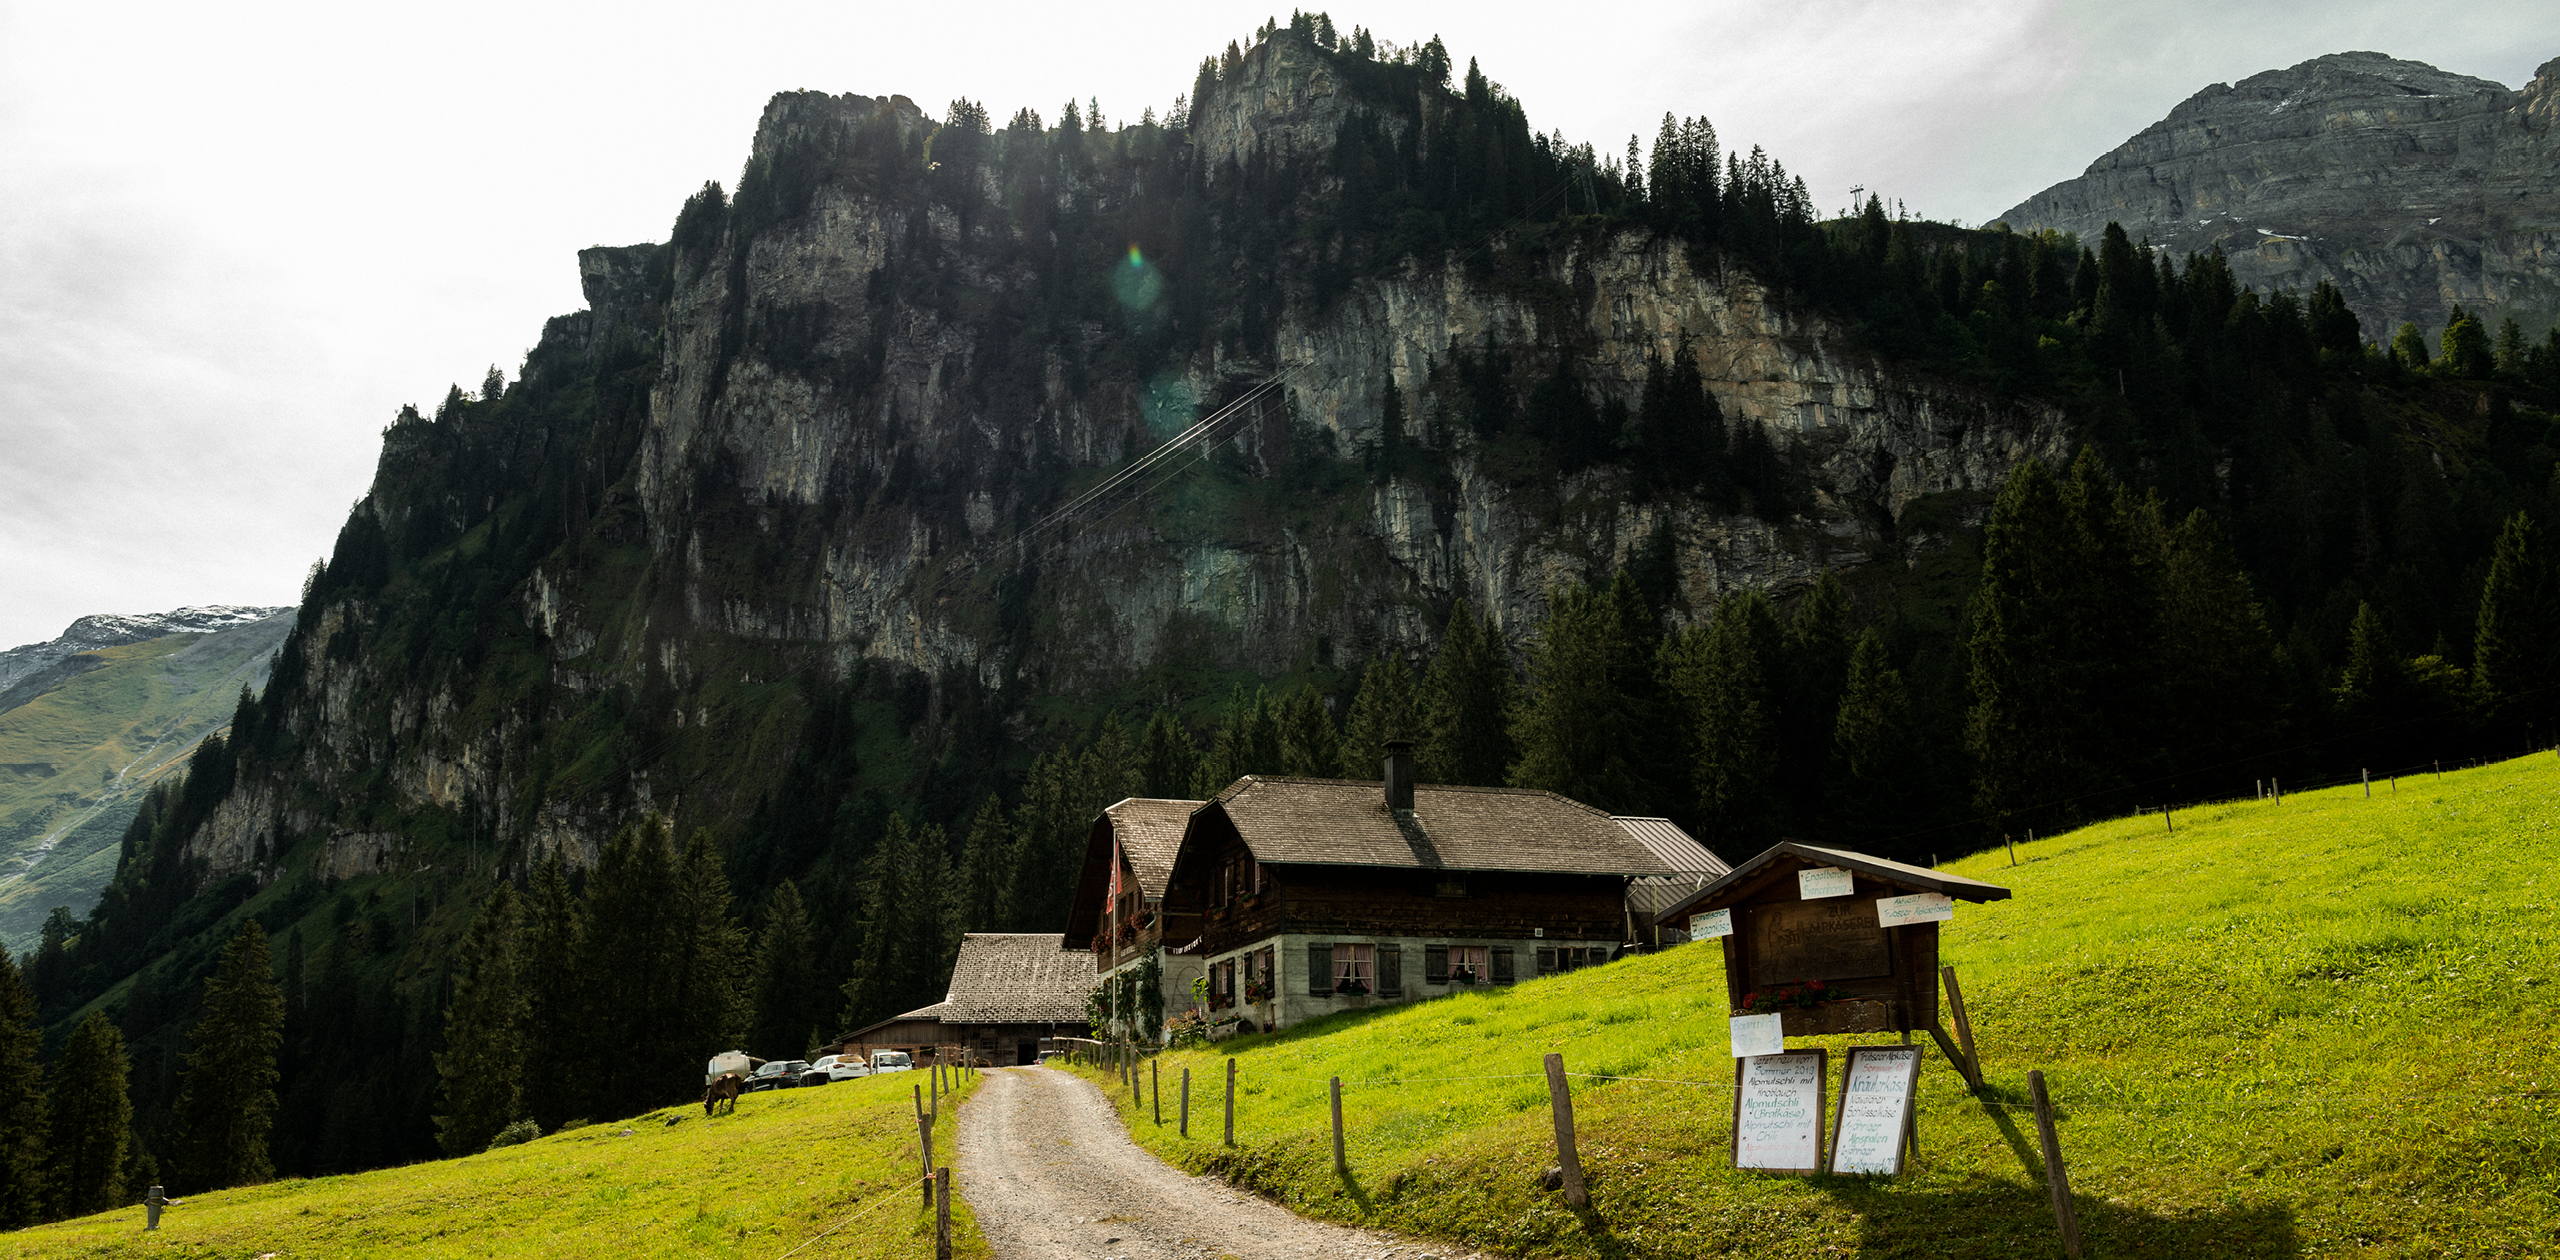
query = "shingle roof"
(1613, 817, 1731, 877)
(1204, 776, 1684, 877)
(937, 933, 1094, 1024)
(1657, 840, 2014, 922)
(1104, 797, 1197, 896)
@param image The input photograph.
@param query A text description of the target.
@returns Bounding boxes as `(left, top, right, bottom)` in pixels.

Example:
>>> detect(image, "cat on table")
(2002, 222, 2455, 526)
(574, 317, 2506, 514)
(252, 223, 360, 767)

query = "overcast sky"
(2, 1, 2551, 649)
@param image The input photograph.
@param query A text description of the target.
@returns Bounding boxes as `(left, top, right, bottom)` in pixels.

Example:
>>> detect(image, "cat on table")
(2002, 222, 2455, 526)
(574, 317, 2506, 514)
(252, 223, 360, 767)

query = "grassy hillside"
(0, 615, 289, 954)
(10, 1069, 988, 1259)
(1081, 755, 2560, 1257)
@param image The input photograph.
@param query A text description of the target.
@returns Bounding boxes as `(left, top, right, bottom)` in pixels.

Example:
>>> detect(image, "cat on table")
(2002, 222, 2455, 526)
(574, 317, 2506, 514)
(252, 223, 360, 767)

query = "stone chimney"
(1383, 740, 1416, 813)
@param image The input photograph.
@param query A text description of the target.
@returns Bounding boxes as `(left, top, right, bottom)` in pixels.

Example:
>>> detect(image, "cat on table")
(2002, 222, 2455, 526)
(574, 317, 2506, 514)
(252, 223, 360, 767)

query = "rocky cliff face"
(181, 30, 2068, 880)
(1999, 51, 2560, 338)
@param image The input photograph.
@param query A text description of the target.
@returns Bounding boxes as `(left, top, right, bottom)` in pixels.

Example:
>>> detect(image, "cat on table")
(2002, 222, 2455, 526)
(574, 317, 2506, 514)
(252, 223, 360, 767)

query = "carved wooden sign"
(1749, 898, 1891, 985)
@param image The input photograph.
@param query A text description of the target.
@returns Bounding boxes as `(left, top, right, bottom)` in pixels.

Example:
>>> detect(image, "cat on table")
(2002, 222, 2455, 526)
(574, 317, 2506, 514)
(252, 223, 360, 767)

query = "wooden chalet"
(827, 932, 1092, 1066)
(1061, 796, 1209, 1035)
(1108, 742, 1710, 1034)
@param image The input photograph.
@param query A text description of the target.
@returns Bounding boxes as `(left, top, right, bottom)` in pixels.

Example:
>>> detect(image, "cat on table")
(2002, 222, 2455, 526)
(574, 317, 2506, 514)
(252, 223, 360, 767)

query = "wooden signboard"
(1828, 1044, 1924, 1175)
(1731, 1049, 1827, 1173)
(1749, 898, 1892, 986)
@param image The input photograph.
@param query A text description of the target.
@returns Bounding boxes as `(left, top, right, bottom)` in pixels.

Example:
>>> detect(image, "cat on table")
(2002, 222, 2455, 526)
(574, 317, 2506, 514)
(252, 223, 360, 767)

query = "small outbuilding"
(1656, 842, 2009, 1056)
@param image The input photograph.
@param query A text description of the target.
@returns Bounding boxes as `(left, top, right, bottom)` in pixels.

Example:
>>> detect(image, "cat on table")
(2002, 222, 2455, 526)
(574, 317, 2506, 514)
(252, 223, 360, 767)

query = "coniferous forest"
(6, 10, 2560, 1215)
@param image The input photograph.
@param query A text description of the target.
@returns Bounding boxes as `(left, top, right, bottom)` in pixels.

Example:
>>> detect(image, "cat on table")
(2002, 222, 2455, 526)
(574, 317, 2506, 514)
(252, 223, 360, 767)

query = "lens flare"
(1127, 245, 1144, 268)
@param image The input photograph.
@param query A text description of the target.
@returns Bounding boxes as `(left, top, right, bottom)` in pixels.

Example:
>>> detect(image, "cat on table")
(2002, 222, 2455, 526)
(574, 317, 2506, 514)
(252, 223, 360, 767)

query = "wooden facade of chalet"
(1106, 743, 1711, 1034)
(1061, 797, 1208, 1032)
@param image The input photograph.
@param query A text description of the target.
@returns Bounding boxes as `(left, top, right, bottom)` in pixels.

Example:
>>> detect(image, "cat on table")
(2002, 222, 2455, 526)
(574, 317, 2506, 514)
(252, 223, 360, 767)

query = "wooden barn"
(828, 932, 1092, 1066)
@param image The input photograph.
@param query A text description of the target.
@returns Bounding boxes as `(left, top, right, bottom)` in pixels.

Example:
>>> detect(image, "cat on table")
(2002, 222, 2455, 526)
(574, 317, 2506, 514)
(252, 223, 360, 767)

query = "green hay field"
(1080, 756, 2560, 1258)
(9, 1070, 986, 1260)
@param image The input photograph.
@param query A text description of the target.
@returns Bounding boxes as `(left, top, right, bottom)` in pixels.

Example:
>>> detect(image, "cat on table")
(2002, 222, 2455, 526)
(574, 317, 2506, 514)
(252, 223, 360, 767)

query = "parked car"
(811, 1054, 871, 1083)
(744, 1059, 814, 1092)
(869, 1050, 914, 1073)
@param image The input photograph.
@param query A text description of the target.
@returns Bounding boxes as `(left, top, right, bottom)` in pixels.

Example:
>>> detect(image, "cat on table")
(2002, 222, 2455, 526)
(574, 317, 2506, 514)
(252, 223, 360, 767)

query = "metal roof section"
(1612, 816, 1732, 877)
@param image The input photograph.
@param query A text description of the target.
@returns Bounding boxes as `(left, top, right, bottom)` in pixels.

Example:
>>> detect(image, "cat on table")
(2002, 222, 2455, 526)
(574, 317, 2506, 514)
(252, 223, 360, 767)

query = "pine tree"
(578, 817, 684, 1117)
(1775, 571, 1849, 830)
(2334, 601, 2404, 721)
(2475, 511, 2557, 741)
(1684, 589, 1784, 851)
(1276, 685, 1343, 777)
(2157, 509, 2279, 777)
(1340, 656, 1420, 771)
(1968, 458, 2085, 831)
(953, 796, 1010, 933)
(432, 884, 525, 1156)
(668, 830, 752, 1086)
(1136, 712, 1199, 798)
(28, 906, 73, 1016)
(1825, 630, 1927, 855)
(46, 1010, 132, 1219)
(0, 948, 47, 1226)
(173, 922, 285, 1192)
(1419, 600, 1516, 786)
(1509, 573, 1661, 812)
(748, 881, 819, 1058)
(1197, 689, 1283, 792)
(520, 853, 584, 1130)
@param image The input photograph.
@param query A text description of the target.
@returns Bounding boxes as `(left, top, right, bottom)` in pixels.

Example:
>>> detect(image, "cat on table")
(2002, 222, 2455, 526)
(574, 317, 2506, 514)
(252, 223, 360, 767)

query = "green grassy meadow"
(1079, 755, 2560, 1258)
(9, 1070, 987, 1260)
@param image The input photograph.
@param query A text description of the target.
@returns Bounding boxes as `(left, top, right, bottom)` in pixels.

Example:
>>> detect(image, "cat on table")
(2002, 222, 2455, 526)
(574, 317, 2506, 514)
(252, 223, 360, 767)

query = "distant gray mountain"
(0, 606, 288, 697)
(1998, 51, 2560, 339)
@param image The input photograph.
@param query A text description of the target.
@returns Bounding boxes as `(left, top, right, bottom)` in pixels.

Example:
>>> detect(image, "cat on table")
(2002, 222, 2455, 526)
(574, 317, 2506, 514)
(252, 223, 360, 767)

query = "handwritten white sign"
(1729, 1012, 1785, 1058)
(1798, 867, 1854, 899)
(1732, 1051, 1825, 1172)
(1876, 892, 1954, 927)
(1830, 1046, 1923, 1175)
(1692, 908, 1734, 939)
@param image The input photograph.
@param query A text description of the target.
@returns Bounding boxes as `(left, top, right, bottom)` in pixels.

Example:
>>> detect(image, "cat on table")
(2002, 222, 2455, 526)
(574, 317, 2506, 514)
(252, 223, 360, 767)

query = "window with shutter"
(1537, 946, 1557, 975)
(1308, 943, 1332, 996)
(1491, 947, 1515, 983)
(1424, 944, 1449, 985)
(1377, 944, 1402, 996)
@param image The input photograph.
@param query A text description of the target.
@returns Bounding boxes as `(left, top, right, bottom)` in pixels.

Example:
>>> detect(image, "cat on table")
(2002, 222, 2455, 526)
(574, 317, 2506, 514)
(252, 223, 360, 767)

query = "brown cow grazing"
(703, 1072, 742, 1116)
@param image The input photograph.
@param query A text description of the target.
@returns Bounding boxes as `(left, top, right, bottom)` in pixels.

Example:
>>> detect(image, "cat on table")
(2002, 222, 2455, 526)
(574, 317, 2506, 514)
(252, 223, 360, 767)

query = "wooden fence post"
(2005, 833, 2016, 865)
(2363, 768, 2371, 798)
(2029, 1070, 2083, 1259)
(916, 1085, 934, 1209)
(1181, 1066, 1192, 1137)
(1152, 1057, 1161, 1124)
(1224, 1056, 1236, 1147)
(1543, 1053, 1589, 1208)
(1329, 1076, 1347, 1175)
(2163, 807, 2173, 832)
(935, 1168, 953, 1260)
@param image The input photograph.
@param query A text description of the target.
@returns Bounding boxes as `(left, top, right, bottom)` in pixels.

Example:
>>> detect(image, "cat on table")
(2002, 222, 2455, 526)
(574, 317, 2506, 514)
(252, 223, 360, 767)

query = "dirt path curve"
(956, 1065, 1487, 1260)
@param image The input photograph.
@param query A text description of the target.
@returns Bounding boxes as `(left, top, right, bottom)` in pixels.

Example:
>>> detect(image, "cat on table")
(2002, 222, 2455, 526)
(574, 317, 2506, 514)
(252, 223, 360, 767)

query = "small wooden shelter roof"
(1657, 841, 2011, 922)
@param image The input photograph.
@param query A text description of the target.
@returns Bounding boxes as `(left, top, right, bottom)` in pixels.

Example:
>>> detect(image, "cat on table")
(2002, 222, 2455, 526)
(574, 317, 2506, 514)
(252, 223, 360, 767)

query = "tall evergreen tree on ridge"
(1509, 572, 1662, 813)
(1419, 599, 1517, 787)
(2475, 511, 2557, 746)
(1826, 629, 1921, 839)
(1276, 685, 1344, 778)
(748, 881, 820, 1059)
(520, 853, 583, 1132)
(1340, 657, 1420, 774)
(432, 884, 525, 1156)
(0, 948, 48, 1226)
(1137, 711, 1200, 799)
(953, 796, 1011, 934)
(1776, 571, 1850, 834)
(1682, 588, 1784, 854)
(173, 922, 284, 1193)
(1968, 457, 2089, 832)
(48, 1010, 133, 1219)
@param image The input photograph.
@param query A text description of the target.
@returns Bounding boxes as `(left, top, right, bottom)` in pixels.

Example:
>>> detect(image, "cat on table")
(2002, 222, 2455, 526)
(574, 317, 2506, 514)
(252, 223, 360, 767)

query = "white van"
(869, 1050, 914, 1073)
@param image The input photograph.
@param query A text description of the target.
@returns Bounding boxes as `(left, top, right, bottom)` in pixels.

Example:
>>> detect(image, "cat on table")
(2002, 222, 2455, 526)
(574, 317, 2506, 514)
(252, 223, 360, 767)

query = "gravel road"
(955, 1065, 1486, 1260)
